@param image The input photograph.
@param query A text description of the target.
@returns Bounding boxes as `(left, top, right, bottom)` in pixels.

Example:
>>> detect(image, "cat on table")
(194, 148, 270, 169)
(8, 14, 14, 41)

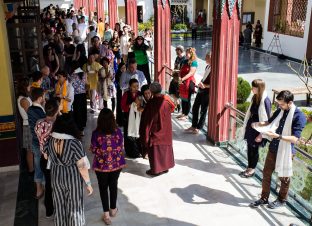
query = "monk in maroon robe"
(140, 82, 175, 176)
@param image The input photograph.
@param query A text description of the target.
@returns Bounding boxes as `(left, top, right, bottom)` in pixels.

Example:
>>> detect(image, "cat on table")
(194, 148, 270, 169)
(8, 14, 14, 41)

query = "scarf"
(50, 132, 90, 169)
(32, 81, 41, 88)
(128, 102, 141, 138)
(242, 91, 269, 138)
(254, 104, 296, 177)
(55, 80, 68, 113)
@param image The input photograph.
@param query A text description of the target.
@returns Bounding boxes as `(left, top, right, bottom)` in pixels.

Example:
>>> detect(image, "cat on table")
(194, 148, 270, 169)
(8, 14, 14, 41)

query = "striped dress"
(45, 133, 86, 226)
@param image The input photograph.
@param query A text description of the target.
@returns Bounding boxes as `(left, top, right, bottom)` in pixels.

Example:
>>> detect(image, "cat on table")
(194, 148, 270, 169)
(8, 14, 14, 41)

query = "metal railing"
(225, 102, 312, 223)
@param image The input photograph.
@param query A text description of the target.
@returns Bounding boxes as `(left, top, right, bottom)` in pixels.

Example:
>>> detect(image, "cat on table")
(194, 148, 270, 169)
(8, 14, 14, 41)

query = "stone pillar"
(125, 0, 138, 35)
(89, 0, 95, 16)
(97, 0, 104, 22)
(154, 0, 171, 90)
(207, 0, 241, 144)
(108, 0, 118, 28)
(82, 0, 89, 18)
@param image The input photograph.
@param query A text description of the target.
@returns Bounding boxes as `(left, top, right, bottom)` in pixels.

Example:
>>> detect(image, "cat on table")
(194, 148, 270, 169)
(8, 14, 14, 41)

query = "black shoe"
(267, 199, 286, 209)
(249, 198, 268, 208)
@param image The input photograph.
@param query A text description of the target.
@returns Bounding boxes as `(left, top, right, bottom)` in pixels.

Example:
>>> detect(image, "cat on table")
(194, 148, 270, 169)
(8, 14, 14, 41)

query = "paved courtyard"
(0, 40, 310, 226)
(36, 112, 305, 226)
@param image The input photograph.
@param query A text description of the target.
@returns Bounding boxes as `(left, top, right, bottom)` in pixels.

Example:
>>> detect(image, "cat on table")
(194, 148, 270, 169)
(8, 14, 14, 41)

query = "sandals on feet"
(192, 129, 199, 134)
(240, 170, 255, 178)
(103, 216, 112, 225)
(184, 127, 195, 132)
(110, 208, 118, 217)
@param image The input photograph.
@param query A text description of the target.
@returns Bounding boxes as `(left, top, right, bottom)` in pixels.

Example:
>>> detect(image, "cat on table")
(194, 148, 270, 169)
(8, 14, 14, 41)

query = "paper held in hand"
(254, 124, 278, 134)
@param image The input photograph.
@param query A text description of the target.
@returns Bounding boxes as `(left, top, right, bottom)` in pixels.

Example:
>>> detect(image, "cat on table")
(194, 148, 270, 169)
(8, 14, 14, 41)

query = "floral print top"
(90, 128, 126, 172)
(35, 118, 53, 153)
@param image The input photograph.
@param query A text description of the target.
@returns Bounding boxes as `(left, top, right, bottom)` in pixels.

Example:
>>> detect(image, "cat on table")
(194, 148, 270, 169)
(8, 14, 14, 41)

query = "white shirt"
(17, 96, 32, 125)
(65, 18, 74, 34)
(58, 82, 75, 111)
(86, 31, 98, 49)
(120, 33, 130, 55)
(77, 23, 88, 41)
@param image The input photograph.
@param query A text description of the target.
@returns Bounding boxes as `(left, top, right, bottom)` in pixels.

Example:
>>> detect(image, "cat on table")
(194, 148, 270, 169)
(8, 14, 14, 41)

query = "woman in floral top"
(90, 108, 126, 225)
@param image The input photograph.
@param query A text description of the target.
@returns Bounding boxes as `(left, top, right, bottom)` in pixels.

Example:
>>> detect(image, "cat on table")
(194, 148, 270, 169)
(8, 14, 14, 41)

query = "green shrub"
(173, 23, 188, 31)
(301, 109, 312, 118)
(138, 21, 153, 32)
(237, 102, 250, 113)
(237, 77, 251, 104)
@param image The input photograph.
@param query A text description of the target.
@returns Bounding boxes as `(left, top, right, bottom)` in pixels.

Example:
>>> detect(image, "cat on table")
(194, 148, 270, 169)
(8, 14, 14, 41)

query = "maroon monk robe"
(140, 95, 175, 174)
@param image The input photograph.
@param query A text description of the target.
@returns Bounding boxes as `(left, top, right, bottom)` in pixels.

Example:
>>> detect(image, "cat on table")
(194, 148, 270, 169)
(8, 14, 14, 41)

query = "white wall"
(40, 0, 72, 10)
(117, 0, 153, 22)
(263, 0, 312, 60)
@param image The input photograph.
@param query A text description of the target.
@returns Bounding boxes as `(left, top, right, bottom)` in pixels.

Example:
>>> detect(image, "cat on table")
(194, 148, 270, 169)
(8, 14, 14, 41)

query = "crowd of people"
(15, 3, 307, 226)
(16, 4, 176, 226)
(170, 45, 307, 212)
(240, 20, 263, 49)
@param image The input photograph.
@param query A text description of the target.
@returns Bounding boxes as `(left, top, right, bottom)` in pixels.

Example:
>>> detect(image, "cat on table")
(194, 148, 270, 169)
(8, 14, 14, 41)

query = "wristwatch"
(278, 134, 283, 140)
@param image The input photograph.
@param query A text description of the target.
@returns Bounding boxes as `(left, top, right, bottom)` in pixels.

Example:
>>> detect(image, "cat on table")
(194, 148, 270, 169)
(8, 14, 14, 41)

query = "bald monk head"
(41, 66, 50, 77)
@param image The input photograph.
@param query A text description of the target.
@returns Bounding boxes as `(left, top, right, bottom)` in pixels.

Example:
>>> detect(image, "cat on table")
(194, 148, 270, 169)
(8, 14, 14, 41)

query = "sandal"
(103, 216, 112, 225)
(192, 129, 199, 134)
(184, 127, 195, 132)
(178, 116, 187, 121)
(239, 170, 247, 177)
(110, 208, 118, 217)
(176, 114, 185, 119)
(240, 172, 255, 178)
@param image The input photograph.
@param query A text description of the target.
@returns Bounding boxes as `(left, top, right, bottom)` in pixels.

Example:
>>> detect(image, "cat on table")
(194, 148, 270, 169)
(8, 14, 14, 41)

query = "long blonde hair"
(186, 47, 197, 65)
(252, 79, 265, 105)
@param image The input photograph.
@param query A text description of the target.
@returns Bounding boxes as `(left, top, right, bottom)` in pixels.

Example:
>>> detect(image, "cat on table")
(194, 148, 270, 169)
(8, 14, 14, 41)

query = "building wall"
(263, 0, 312, 60)
(117, 0, 153, 22)
(40, 0, 73, 10)
(118, 6, 125, 22)
(242, 0, 266, 30)
(0, 0, 19, 167)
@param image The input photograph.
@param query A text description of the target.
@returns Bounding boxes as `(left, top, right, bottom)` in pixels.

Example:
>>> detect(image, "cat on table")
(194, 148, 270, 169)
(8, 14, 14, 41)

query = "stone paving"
(1, 39, 310, 226)
(36, 111, 306, 226)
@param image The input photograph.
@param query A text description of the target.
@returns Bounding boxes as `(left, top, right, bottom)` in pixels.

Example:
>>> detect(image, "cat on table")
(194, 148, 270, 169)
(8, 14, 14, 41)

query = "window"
(268, 0, 308, 38)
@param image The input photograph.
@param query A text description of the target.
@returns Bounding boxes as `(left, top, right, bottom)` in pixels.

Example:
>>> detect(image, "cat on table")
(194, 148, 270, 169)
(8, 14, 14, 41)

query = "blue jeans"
(32, 145, 45, 183)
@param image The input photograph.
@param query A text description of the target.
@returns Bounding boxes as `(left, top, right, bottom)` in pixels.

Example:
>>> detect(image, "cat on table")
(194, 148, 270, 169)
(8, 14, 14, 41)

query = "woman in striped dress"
(44, 114, 93, 226)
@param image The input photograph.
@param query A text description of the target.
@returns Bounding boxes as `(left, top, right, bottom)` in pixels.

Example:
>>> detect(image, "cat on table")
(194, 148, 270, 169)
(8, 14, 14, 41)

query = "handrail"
(225, 102, 312, 162)
(225, 102, 246, 118)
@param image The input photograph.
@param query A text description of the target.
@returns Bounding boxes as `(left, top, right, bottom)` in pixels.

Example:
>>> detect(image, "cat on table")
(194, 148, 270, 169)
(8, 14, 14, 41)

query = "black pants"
(181, 82, 194, 116)
(137, 63, 151, 84)
(73, 93, 87, 131)
(192, 28, 197, 40)
(192, 90, 209, 129)
(247, 144, 259, 169)
(116, 88, 123, 126)
(40, 157, 54, 216)
(95, 170, 121, 212)
(104, 98, 116, 113)
(123, 113, 141, 158)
